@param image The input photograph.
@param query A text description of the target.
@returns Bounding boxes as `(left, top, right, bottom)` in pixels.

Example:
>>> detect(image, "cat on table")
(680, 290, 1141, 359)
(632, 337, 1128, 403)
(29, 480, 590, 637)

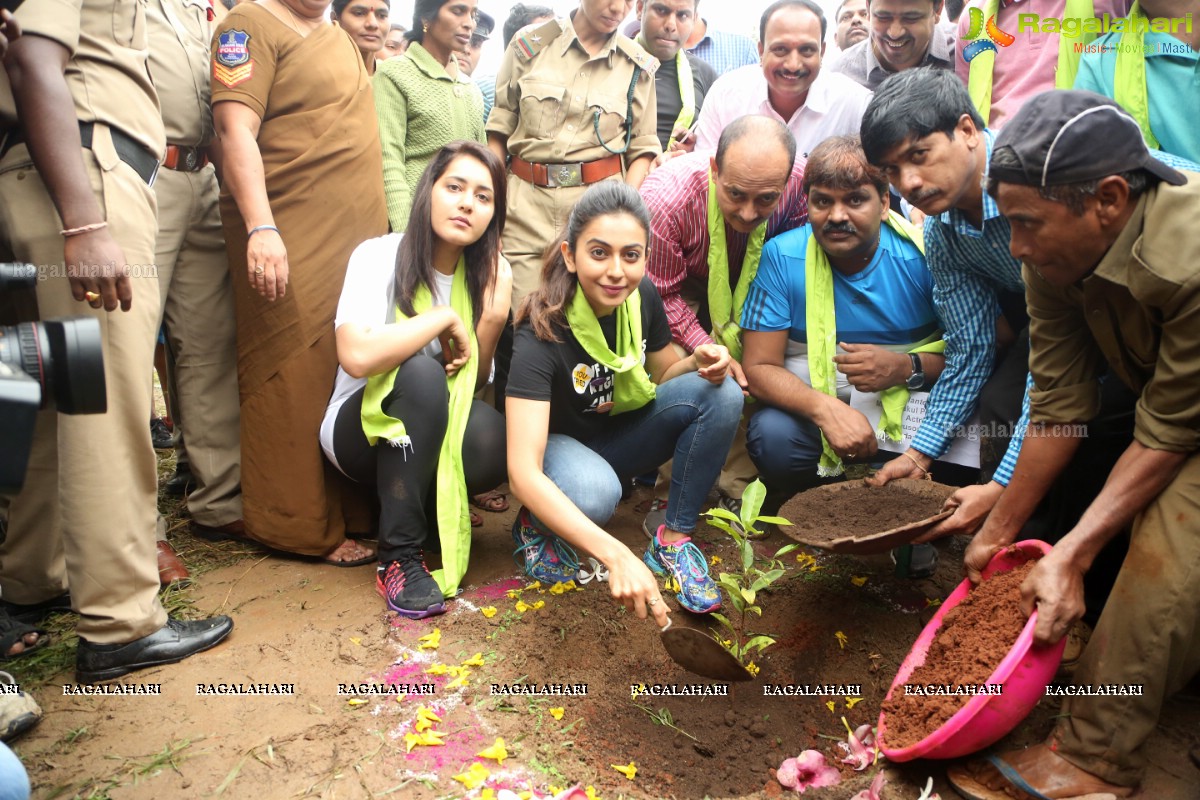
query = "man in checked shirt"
(640, 115, 807, 535)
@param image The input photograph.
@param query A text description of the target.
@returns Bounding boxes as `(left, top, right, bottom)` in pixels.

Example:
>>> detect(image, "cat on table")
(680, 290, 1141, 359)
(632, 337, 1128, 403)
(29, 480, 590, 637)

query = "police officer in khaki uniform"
(146, 0, 242, 582)
(486, 0, 661, 307)
(0, 0, 232, 682)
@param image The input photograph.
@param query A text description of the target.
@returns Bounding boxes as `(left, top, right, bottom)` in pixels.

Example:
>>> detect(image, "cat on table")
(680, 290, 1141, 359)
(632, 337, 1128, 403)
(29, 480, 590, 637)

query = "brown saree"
(213, 6, 388, 555)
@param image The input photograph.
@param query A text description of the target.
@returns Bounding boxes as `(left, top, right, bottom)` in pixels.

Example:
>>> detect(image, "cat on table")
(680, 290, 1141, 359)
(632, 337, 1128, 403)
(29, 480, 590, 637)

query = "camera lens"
(0, 317, 106, 414)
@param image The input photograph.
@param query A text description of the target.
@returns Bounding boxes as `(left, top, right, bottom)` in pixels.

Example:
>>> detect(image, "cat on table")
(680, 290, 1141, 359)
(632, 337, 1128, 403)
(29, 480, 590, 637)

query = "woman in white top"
(322, 141, 511, 618)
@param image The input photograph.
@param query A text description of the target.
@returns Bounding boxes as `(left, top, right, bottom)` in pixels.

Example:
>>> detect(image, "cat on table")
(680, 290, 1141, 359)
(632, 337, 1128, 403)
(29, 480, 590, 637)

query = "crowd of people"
(0, 0, 1198, 797)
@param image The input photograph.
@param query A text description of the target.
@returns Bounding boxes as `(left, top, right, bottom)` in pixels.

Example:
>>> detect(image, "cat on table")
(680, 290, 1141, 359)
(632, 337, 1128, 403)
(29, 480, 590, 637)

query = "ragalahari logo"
(962, 7, 1016, 62)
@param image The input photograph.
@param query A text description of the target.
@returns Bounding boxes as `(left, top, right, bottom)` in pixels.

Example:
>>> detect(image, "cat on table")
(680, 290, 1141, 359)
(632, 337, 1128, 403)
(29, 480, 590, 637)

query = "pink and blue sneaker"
(643, 526, 721, 613)
(512, 507, 581, 585)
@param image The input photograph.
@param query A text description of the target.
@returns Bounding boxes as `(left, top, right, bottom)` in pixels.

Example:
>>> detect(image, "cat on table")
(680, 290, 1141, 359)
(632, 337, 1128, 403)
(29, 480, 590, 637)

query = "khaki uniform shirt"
(486, 16, 660, 167)
(1026, 175, 1200, 453)
(146, 0, 213, 147)
(0, 0, 164, 158)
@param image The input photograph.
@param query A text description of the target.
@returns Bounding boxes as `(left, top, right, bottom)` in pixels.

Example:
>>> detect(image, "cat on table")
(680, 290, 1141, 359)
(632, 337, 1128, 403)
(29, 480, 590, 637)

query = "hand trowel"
(659, 616, 753, 682)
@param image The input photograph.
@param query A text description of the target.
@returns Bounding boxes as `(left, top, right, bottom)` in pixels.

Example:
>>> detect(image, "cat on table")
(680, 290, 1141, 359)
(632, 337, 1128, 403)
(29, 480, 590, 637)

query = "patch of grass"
(43, 737, 198, 800)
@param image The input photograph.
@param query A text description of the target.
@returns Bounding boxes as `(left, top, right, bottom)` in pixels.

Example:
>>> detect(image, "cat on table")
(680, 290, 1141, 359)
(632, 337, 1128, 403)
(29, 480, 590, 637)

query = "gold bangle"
(61, 221, 108, 237)
(901, 450, 930, 477)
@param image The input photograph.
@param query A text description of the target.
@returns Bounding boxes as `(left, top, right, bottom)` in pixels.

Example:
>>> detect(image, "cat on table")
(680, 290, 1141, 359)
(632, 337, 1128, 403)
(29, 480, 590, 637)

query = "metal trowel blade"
(660, 624, 753, 682)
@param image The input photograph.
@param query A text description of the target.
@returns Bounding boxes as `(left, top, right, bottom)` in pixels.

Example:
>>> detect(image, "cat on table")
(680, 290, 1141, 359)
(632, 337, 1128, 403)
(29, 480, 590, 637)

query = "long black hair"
(394, 141, 507, 325)
(412, 0, 451, 44)
(516, 182, 651, 342)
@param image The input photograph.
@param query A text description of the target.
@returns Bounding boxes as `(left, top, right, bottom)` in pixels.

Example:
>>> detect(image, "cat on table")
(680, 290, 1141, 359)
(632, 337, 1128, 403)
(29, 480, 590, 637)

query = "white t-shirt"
(320, 234, 453, 472)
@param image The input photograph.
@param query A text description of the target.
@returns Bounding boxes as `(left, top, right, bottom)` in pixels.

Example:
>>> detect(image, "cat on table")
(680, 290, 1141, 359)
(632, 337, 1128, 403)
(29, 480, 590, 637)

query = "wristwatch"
(906, 353, 926, 390)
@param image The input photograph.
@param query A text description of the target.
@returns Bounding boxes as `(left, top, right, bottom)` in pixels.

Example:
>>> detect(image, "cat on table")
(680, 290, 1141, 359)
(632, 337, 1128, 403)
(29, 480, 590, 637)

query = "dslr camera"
(0, 263, 106, 493)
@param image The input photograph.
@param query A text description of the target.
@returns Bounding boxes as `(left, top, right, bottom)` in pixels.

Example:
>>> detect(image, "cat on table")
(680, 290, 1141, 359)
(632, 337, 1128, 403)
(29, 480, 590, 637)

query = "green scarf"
(805, 211, 944, 478)
(707, 169, 767, 363)
(360, 256, 477, 597)
(1113, 2, 1159, 149)
(967, 0, 1096, 125)
(564, 285, 656, 415)
(638, 39, 695, 132)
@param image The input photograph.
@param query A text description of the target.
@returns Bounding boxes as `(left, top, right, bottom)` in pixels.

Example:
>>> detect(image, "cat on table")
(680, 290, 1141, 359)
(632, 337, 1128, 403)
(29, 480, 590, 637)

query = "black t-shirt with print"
(508, 277, 673, 443)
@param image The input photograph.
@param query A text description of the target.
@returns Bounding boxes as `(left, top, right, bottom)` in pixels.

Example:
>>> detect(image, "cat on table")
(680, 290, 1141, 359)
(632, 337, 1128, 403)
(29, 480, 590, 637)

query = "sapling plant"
(702, 480, 797, 675)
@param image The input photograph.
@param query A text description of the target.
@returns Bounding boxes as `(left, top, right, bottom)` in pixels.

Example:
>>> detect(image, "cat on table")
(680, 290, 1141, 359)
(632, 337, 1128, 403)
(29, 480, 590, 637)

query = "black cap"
(473, 10, 495, 40)
(990, 89, 1187, 189)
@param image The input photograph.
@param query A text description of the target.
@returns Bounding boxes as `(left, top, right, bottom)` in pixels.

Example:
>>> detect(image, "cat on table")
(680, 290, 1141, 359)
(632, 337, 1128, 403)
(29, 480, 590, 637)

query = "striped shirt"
(687, 25, 760, 76)
(916, 129, 1028, 484)
(641, 151, 808, 353)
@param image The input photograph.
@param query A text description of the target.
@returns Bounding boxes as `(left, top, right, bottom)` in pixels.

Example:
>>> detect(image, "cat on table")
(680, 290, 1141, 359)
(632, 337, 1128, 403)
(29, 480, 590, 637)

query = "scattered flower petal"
(835, 631, 849, 650)
(925, 597, 942, 608)
(777, 750, 841, 792)
(507, 590, 521, 600)
(481, 606, 498, 618)
(746, 661, 760, 677)
(611, 761, 637, 780)
(585, 787, 602, 800)
(477, 737, 508, 764)
(451, 762, 490, 789)
(349, 636, 363, 646)
(551, 787, 588, 800)
(549, 580, 579, 595)
(710, 555, 722, 565)
(414, 707, 441, 732)
(825, 700, 836, 713)
(515, 600, 532, 613)
(525, 581, 543, 592)
(845, 697, 864, 709)
(445, 675, 470, 689)
(836, 719, 878, 771)
(531, 600, 545, 611)
(403, 730, 445, 752)
(480, 789, 496, 800)
(461, 652, 486, 667)
(549, 707, 565, 720)
(417, 629, 441, 649)
(849, 770, 887, 800)
(850, 576, 868, 587)
(425, 664, 449, 675)
(916, 776, 941, 800)
(346, 698, 367, 707)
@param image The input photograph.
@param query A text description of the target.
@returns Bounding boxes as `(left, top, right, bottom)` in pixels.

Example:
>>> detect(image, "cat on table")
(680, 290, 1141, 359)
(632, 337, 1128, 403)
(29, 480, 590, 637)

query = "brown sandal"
(471, 490, 509, 513)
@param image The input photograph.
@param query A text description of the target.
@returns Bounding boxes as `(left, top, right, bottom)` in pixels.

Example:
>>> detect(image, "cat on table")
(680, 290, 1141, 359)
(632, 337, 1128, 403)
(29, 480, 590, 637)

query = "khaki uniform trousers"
(653, 344, 757, 502)
(504, 174, 621, 308)
(153, 164, 241, 527)
(0, 140, 167, 644)
(1055, 452, 1200, 786)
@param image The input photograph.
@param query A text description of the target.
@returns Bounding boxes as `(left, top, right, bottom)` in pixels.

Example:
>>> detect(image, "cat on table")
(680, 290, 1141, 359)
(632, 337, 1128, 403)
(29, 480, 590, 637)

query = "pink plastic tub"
(878, 540, 1067, 761)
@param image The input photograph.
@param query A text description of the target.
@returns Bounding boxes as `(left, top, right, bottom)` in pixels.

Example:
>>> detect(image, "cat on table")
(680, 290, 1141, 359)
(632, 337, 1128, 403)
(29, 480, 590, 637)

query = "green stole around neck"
(707, 169, 767, 363)
(564, 285, 656, 414)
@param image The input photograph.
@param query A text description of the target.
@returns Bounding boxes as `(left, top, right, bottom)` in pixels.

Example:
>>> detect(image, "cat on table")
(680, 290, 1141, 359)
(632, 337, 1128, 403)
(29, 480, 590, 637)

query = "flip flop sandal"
(0, 611, 47, 662)
(470, 490, 509, 513)
(0, 593, 73, 625)
(471, 510, 483, 528)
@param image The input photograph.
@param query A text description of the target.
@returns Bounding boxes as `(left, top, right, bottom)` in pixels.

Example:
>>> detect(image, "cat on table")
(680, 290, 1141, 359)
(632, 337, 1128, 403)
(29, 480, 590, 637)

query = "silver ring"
(848, 452, 856, 458)
(253, 265, 265, 275)
(648, 597, 659, 606)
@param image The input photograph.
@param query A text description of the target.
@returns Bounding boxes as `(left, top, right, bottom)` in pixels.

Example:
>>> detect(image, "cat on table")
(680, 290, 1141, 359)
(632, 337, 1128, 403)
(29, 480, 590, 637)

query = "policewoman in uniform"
(146, 0, 242, 581)
(486, 0, 661, 308)
(0, 0, 232, 682)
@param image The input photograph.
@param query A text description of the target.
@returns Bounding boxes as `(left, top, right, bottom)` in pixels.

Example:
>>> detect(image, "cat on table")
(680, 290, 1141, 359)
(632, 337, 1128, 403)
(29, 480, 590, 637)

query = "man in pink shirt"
(955, 0, 1130, 128)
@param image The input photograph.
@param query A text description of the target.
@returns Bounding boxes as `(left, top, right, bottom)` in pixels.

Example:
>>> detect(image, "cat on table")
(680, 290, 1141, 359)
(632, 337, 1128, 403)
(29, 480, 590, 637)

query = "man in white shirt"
(694, 0, 872, 162)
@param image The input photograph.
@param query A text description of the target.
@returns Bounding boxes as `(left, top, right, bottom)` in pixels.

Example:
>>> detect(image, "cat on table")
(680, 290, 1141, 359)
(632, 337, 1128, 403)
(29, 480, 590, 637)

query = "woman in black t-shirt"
(506, 183, 744, 624)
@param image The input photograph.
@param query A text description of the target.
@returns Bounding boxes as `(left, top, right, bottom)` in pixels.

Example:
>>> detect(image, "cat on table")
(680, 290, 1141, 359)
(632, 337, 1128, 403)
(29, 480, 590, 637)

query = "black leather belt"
(0, 122, 159, 185)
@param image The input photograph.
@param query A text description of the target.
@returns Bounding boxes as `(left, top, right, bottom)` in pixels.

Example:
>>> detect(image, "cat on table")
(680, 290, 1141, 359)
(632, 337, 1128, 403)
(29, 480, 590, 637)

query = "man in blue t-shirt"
(741, 135, 944, 500)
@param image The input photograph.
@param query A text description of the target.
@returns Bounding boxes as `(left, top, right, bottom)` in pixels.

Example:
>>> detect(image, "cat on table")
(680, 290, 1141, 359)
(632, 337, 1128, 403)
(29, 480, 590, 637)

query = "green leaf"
(717, 575, 742, 594)
(706, 520, 736, 538)
(704, 507, 743, 524)
(748, 605, 763, 616)
(757, 515, 793, 526)
(773, 543, 799, 558)
(759, 568, 786, 585)
(740, 588, 756, 605)
(744, 635, 777, 653)
(741, 480, 766, 523)
(709, 612, 733, 630)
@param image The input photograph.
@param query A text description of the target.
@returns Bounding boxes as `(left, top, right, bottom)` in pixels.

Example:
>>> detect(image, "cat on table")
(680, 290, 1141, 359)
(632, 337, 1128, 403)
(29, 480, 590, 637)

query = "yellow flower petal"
(480, 790, 496, 800)
(925, 597, 942, 608)
(845, 697, 864, 709)
(413, 707, 441, 731)
(451, 762, 490, 790)
(835, 631, 849, 649)
(710, 555, 722, 565)
(524, 581, 542, 592)
(445, 675, 469, 689)
(507, 590, 521, 600)
(549, 580, 578, 595)
(549, 707, 565, 720)
(477, 736, 508, 764)
(825, 700, 836, 713)
(418, 629, 441, 649)
(850, 576, 868, 587)
(404, 730, 445, 752)
(481, 606, 498, 618)
(547, 787, 563, 797)
(346, 698, 367, 707)
(349, 636, 362, 646)
(531, 600, 545, 611)
(515, 600, 531, 613)
(461, 652, 486, 667)
(425, 663, 449, 675)
(746, 662, 760, 677)
(585, 787, 602, 800)
(611, 761, 637, 780)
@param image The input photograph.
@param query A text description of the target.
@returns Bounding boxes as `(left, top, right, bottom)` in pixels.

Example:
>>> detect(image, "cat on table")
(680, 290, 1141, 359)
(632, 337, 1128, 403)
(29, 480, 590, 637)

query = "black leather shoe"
(162, 465, 195, 497)
(75, 616, 233, 683)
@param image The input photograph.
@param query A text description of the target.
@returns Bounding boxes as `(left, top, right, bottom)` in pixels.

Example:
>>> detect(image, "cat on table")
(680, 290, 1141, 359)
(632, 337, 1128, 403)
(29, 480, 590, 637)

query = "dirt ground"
(9, 482, 1200, 800)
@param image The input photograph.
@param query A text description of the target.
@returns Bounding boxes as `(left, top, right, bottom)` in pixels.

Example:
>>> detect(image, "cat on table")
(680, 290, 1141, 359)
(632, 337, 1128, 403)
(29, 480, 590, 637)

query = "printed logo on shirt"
(572, 364, 592, 394)
(214, 30, 254, 87)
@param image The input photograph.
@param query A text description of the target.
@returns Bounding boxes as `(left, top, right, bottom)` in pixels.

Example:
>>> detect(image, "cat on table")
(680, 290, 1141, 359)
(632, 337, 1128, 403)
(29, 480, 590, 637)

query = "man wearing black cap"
(456, 9, 492, 77)
(947, 89, 1199, 800)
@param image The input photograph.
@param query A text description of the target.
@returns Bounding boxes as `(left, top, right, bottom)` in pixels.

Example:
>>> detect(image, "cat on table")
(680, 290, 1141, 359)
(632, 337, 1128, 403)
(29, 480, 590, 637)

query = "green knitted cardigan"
(374, 42, 486, 231)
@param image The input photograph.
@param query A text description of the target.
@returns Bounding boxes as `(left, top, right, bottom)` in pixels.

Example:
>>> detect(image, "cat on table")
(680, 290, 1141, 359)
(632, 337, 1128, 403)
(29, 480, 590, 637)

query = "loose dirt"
(779, 482, 954, 543)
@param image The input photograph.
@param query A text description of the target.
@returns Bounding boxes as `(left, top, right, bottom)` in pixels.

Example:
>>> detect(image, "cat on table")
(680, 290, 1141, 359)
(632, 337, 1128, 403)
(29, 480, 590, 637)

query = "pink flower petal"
(849, 771, 887, 800)
(777, 751, 843, 793)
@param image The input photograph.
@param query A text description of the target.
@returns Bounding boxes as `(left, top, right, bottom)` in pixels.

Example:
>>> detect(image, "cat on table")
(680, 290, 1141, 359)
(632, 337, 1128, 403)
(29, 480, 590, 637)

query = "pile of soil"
(880, 560, 1037, 749)
(779, 481, 954, 543)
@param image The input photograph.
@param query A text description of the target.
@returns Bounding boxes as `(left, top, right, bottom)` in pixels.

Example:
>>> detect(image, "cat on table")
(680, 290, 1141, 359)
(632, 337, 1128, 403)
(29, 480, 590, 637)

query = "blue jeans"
(0, 743, 30, 800)
(535, 372, 743, 535)
(745, 406, 830, 498)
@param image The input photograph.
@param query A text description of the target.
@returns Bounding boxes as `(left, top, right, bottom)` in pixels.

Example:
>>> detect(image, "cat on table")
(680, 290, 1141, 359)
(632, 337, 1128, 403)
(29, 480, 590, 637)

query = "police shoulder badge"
(214, 30, 254, 88)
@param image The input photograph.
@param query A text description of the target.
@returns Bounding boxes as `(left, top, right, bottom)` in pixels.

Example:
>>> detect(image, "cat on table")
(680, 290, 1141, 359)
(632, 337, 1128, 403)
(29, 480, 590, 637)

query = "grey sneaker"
(0, 671, 42, 742)
(641, 498, 667, 540)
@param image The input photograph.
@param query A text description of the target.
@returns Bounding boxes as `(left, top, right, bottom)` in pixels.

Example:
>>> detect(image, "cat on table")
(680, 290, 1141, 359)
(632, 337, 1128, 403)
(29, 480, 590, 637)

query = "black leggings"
(331, 355, 506, 563)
